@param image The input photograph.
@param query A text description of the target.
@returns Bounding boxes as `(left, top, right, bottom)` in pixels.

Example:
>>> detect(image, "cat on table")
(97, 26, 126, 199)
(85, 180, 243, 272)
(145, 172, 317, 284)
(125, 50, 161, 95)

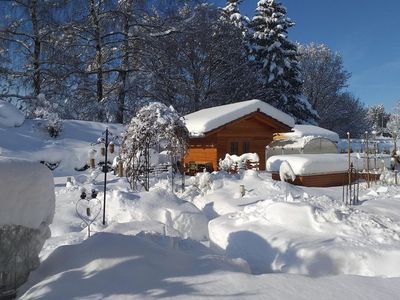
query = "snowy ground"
(2, 119, 400, 299)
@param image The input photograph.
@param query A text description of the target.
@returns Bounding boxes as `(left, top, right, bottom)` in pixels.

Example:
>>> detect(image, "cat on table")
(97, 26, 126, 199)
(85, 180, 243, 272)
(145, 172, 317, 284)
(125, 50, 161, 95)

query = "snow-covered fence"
(0, 158, 55, 297)
(219, 153, 259, 173)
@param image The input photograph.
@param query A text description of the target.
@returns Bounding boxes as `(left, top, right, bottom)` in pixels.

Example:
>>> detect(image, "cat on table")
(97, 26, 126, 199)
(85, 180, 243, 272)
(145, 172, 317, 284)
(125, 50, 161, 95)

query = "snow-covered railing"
(219, 153, 259, 173)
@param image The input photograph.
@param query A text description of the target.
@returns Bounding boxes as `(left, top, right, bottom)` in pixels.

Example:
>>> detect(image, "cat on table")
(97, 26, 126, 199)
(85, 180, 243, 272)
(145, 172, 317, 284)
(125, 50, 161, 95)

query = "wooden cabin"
(184, 100, 294, 171)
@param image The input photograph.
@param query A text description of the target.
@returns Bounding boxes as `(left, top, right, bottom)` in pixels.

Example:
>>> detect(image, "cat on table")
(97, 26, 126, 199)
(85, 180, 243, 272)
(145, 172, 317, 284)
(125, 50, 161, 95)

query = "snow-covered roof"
(184, 99, 295, 137)
(284, 125, 339, 142)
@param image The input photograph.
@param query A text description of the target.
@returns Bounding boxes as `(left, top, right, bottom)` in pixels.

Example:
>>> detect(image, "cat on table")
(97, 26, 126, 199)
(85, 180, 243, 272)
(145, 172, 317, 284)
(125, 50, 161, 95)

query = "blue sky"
(212, 0, 400, 112)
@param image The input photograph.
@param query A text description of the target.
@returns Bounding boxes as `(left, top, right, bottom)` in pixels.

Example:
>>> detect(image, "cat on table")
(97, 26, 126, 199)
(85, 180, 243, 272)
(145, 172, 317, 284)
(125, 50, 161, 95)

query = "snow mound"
(209, 196, 400, 277)
(0, 157, 55, 229)
(0, 100, 25, 127)
(107, 186, 209, 241)
(20, 232, 247, 299)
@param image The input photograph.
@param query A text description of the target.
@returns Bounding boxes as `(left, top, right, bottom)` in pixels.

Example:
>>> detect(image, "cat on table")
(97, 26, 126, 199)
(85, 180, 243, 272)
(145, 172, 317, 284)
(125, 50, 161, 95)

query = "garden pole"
(102, 127, 108, 225)
(347, 132, 351, 203)
(366, 131, 370, 188)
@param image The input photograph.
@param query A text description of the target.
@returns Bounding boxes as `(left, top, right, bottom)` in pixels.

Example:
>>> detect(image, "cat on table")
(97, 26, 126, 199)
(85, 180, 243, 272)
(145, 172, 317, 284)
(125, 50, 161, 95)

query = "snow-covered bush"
(121, 102, 189, 191)
(0, 158, 55, 294)
(219, 153, 259, 172)
(32, 94, 63, 138)
(34, 108, 63, 138)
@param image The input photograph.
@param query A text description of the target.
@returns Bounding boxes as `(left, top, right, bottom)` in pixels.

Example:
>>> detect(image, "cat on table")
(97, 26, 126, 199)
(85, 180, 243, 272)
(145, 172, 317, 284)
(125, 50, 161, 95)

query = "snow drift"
(0, 100, 25, 127)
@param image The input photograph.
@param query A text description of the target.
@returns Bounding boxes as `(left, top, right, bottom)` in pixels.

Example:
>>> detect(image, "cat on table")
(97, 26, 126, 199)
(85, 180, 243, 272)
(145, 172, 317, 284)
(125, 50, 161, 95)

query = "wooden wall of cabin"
(214, 114, 288, 170)
(184, 137, 218, 170)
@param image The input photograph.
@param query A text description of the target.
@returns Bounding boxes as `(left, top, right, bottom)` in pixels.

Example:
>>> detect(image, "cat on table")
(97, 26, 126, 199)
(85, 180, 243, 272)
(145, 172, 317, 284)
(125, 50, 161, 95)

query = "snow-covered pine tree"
(220, 0, 249, 35)
(120, 102, 189, 191)
(249, 0, 318, 124)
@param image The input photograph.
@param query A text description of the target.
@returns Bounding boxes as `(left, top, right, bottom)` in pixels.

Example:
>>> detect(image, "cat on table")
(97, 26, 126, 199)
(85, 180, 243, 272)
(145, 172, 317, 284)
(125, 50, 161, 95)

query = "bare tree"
(0, 0, 64, 113)
(145, 4, 261, 115)
(298, 43, 350, 117)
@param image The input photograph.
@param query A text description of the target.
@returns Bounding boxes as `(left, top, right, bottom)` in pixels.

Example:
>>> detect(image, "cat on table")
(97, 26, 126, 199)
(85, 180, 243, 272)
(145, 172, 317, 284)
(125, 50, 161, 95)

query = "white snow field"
(1, 118, 400, 299)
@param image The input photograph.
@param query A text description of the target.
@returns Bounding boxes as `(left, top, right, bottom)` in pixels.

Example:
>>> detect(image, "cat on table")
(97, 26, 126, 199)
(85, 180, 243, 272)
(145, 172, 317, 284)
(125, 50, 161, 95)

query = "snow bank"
(285, 124, 339, 142)
(185, 99, 294, 136)
(209, 196, 400, 277)
(0, 157, 55, 229)
(0, 100, 25, 127)
(0, 119, 124, 174)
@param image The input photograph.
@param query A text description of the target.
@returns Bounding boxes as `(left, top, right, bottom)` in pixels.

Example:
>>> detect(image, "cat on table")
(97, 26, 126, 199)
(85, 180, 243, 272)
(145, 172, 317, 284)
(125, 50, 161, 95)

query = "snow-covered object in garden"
(266, 125, 339, 160)
(121, 102, 189, 190)
(0, 157, 55, 228)
(219, 153, 259, 171)
(184, 99, 294, 137)
(0, 100, 25, 127)
(284, 124, 339, 142)
(266, 136, 338, 160)
(267, 153, 392, 176)
(0, 157, 55, 293)
(279, 160, 296, 182)
(33, 93, 64, 138)
(267, 154, 352, 176)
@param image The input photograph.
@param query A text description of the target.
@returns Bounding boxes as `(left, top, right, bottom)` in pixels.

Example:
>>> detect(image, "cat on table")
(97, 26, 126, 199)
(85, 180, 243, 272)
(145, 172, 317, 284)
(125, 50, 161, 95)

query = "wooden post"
(347, 132, 351, 200)
(118, 160, 124, 177)
(90, 158, 96, 169)
(109, 143, 115, 154)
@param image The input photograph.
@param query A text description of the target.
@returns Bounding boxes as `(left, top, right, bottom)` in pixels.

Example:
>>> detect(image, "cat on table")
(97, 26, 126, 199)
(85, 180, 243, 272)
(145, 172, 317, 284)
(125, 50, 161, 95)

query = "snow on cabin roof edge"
(184, 99, 295, 137)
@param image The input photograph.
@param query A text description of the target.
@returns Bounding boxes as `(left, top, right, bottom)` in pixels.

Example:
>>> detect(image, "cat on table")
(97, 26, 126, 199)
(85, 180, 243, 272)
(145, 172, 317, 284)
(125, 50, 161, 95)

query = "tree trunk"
(89, 0, 104, 120)
(30, 0, 41, 98)
(116, 2, 132, 124)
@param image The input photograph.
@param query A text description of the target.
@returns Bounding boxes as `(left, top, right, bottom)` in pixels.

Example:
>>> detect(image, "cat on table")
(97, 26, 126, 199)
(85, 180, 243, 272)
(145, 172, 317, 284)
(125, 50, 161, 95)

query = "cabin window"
(243, 142, 250, 153)
(230, 142, 239, 155)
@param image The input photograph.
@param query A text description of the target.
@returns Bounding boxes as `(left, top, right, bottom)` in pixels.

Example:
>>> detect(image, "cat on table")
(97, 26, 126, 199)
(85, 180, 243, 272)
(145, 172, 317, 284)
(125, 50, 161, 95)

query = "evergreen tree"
(220, 0, 249, 35)
(249, 0, 317, 124)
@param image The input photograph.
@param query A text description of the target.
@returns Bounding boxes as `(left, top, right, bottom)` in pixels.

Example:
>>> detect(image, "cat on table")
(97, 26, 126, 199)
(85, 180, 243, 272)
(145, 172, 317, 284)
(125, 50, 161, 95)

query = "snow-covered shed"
(266, 125, 339, 160)
(184, 99, 294, 171)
